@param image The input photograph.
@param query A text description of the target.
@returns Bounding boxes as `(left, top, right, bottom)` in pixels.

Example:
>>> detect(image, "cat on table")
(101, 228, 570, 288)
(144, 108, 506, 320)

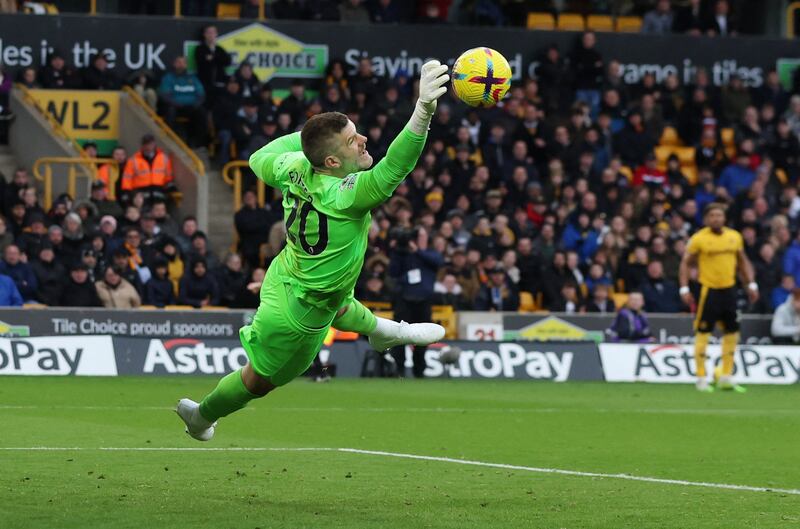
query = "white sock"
(371, 317, 401, 338)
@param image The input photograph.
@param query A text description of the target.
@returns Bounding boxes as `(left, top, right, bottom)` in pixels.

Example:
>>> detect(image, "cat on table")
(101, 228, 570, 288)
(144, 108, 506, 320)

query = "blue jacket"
(782, 241, 800, 285)
(718, 163, 755, 198)
(0, 274, 23, 306)
(0, 261, 38, 301)
(561, 223, 600, 262)
(389, 248, 443, 302)
(158, 71, 205, 107)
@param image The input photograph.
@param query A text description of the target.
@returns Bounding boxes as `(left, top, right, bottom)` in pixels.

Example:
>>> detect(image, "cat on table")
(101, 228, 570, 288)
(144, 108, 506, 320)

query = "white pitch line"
(0, 405, 797, 416)
(0, 446, 798, 496)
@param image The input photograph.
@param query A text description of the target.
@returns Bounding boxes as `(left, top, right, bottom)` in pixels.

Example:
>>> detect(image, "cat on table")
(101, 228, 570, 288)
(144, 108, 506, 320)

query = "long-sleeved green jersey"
(248, 127, 426, 311)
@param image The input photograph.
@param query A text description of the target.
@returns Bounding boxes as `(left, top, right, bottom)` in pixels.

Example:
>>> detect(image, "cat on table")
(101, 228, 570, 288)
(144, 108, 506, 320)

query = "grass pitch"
(1, 377, 798, 529)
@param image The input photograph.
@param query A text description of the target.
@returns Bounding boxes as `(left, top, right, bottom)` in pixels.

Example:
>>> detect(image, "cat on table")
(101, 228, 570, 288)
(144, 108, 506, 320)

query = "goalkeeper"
(176, 61, 450, 441)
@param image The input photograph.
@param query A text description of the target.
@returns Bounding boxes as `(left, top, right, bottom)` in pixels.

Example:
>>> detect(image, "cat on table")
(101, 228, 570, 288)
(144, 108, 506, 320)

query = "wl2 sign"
(29, 89, 120, 154)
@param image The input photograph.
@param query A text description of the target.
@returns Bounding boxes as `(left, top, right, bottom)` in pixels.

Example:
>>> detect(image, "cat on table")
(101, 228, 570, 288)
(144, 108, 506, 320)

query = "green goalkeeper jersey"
(249, 127, 426, 312)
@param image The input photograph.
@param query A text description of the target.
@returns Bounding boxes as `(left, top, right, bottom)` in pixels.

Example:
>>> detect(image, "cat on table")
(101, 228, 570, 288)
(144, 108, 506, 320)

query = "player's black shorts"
(694, 286, 739, 333)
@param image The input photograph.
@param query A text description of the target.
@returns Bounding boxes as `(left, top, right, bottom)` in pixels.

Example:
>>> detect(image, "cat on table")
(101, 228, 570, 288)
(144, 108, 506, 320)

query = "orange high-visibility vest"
(121, 149, 174, 191)
(97, 163, 117, 188)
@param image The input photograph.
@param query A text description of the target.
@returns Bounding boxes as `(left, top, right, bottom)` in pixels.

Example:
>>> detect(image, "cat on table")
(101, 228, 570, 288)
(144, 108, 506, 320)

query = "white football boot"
(175, 398, 217, 442)
(695, 377, 713, 393)
(368, 319, 446, 352)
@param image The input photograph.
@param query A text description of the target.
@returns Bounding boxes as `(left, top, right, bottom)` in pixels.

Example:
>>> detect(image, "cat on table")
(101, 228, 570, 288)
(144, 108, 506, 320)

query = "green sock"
(332, 300, 377, 335)
(199, 369, 258, 422)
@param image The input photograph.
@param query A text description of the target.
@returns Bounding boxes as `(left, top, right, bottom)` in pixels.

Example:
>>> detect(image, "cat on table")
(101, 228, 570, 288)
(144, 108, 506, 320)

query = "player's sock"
(332, 300, 377, 335)
(721, 332, 739, 376)
(694, 332, 710, 378)
(198, 369, 258, 422)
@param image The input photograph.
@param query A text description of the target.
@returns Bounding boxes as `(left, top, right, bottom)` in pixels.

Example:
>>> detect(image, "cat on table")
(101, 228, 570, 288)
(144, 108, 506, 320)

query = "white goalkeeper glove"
(409, 60, 449, 135)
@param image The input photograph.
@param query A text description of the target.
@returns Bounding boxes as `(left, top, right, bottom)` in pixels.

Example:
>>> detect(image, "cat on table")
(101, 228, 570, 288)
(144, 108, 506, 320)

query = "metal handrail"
(222, 160, 265, 211)
(14, 83, 86, 157)
(788, 1, 800, 37)
(32, 157, 119, 209)
(122, 86, 205, 177)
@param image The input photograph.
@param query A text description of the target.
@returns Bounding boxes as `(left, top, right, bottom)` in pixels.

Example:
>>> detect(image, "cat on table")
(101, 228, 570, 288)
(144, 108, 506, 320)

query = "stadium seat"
(165, 305, 195, 310)
(519, 291, 537, 312)
(527, 12, 555, 30)
(618, 165, 633, 183)
(612, 293, 629, 309)
(586, 14, 613, 32)
(776, 168, 789, 184)
(720, 127, 735, 147)
(659, 126, 681, 147)
(201, 306, 229, 310)
(139, 305, 159, 310)
(22, 303, 47, 309)
(216, 2, 241, 18)
(655, 145, 695, 165)
(557, 13, 585, 31)
(682, 165, 698, 185)
(432, 305, 458, 339)
(615, 16, 642, 32)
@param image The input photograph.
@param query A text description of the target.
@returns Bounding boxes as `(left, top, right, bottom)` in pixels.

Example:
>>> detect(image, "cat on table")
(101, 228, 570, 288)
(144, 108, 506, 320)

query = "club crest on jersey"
(340, 174, 357, 191)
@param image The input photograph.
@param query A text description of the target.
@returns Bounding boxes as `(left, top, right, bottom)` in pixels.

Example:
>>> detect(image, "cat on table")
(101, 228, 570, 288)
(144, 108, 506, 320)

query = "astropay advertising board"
(599, 344, 800, 384)
(0, 336, 116, 375)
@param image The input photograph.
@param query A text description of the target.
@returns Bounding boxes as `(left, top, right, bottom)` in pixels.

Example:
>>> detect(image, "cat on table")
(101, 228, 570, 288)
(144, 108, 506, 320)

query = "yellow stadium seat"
(519, 291, 537, 312)
(201, 306, 229, 310)
(22, 303, 47, 309)
(527, 12, 555, 30)
(557, 13, 585, 31)
(139, 305, 159, 310)
(612, 293, 629, 309)
(432, 305, 457, 339)
(659, 126, 681, 147)
(586, 14, 614, 31)
(216, 2, 241, 18)
(165, 305, 195, 310)
(615, 16, 642, 32)
(720, 127, 735, 147)
(776, 168, 789, 185)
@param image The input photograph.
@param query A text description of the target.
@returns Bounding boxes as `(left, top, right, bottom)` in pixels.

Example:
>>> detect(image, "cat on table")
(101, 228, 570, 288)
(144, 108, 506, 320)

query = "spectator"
(548, 281, 582, 313)
(214, 253, 246, 307)
(233, 97, 261, 159)
(475, 264, 519, 311)
(640, 260, 682, 313)
(119, 226, 152, 285)
(584, 283, 616, 313)
(39, 52, 79, 89)
(614, 110, 656, 168)
(128, 69, 158, 110)
(89, 179, 122, 220)
(371, 0, 402, 23)
(718, 150, 756, 199)
(149, 198, 179, 239)
(231, 267, 265, 308)
(772, 275, 795, 310)
(158, 56, 206, 147)
(176, 216, 198, 255)
(771, 288, 800, 344)
(234, 63, 260, 100)
(607, 291, 654, 342)
(0, 273, 22, 306)
(705, 0, 737, 36)
(641, 0, 674, 35)
(3, 167, 30, 216)
(121, 134, 175, 201)
(213, 76, 241, 165)
(179, 256, 220, 308)
(82, 53, 119, 90)
(339, 0, 370, 23)
(0, 244, 37, 302)
(31, 242, 65, 306)
(0, 217, 13, 254)
(388, 227, 442, 377)
(145, 257, 175, 307)
(234, 189, 273, 268)
(277, 79, 308, 129)
(633, 152, 667, 189)
(194, 25, 231, 107)
(188, 231, 220, 270)
(673, 0, 703, 35)
(754, 242, 782, 312)
(570, 32, 604, 118)
(96, 265, 141, 308)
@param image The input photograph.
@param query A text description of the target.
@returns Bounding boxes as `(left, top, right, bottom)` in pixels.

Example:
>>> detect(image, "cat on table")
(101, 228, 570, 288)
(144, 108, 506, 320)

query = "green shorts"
(238, 263, 337, 386)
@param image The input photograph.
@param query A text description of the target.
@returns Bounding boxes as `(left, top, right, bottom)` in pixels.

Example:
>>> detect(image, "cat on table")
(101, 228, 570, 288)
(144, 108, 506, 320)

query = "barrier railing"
(788, 1, 800, 37)
(14, 83, 86, 157)
(122, 86, 205, 177)
(32, 157, 118, 209)
(88, 0, 266, 19)
(222, 160, 265, 211)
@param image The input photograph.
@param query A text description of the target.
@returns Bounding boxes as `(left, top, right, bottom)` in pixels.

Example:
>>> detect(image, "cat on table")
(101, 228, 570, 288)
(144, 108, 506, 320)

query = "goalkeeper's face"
(332, 120, 372, 173)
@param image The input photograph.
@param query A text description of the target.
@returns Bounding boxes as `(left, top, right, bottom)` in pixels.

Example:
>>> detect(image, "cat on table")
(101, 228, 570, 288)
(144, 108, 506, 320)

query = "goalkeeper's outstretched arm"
(341, 60, 450, 214)
(248, 132, 303, 186)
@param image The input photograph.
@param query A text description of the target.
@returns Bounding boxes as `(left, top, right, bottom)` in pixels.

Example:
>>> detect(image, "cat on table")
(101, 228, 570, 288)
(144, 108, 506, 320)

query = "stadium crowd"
(1, 8, 799, 319)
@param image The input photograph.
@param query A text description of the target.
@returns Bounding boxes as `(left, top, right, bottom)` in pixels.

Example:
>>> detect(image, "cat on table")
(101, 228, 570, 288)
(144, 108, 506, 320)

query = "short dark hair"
(301, 112, 349, 168)
(704, 202, 727, 216)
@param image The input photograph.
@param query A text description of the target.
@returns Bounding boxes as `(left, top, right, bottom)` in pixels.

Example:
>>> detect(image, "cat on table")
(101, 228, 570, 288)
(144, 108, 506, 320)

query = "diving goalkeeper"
(176, 61, 450, 441)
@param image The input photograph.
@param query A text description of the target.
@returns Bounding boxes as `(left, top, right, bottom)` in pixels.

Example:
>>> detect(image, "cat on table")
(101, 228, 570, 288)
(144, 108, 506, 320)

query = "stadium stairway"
(0, 145, 20, 182)
(202, 161, 236, 254)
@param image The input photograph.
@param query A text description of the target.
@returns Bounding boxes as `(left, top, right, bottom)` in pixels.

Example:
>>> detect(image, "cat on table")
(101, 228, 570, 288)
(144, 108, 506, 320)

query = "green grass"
(1, 377, 798, 529)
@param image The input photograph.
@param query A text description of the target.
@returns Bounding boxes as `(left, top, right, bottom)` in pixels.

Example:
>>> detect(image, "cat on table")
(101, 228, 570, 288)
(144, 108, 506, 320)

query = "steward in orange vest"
(121, 134, 175, 200)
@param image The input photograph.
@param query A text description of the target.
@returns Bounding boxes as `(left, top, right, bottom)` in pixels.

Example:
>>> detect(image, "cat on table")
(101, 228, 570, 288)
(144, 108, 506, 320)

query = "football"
(451, 47, 512, 107)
